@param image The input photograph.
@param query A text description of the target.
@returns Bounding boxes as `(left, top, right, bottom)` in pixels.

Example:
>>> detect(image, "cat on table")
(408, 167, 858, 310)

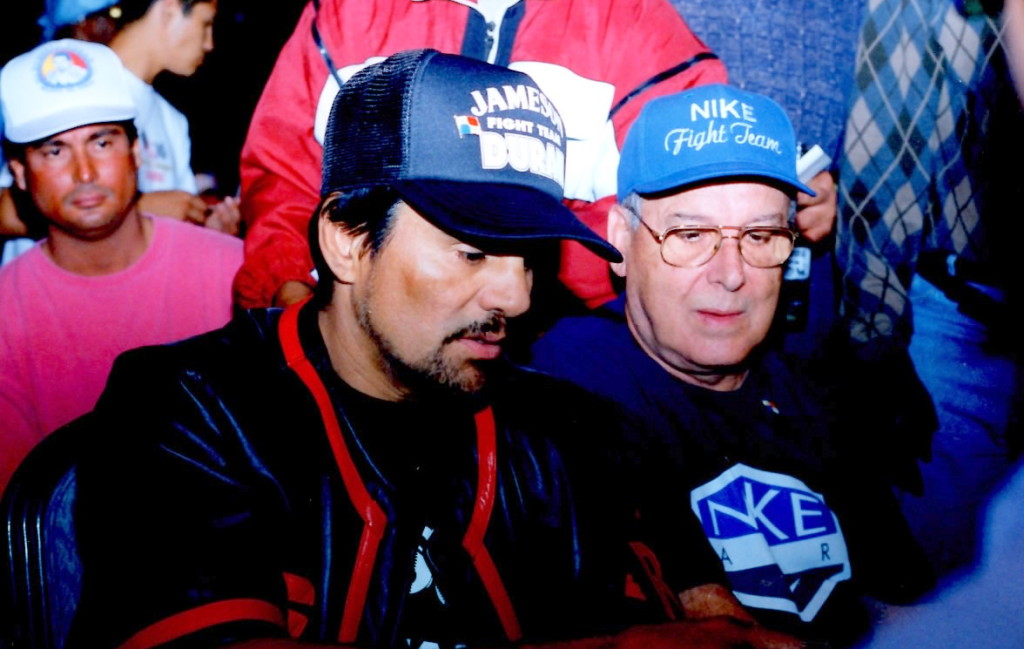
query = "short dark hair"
(2, 120, 138, 163)
(114, 0, 214, 28)
(309, 186, 403, 309)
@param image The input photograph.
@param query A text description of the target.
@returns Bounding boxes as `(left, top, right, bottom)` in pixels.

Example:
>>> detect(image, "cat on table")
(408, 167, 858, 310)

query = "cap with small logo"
(1, 39, 135, 145)
(617, 83, 814, 201)
(321, 48, 621, 262)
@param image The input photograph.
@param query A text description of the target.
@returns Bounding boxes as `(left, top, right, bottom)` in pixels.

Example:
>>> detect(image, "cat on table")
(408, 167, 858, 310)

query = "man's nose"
(482, 256, 532, 317)
(705, 236, 746, 291)
(71, 148, 97, 183)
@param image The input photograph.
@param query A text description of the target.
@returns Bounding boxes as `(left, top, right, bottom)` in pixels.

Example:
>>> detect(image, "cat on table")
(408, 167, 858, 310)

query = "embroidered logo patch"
(453, 115, 482, 137)
(690, 463, 851, 621)
(38, 48, 91, 88)
(455, 83, 566, 187)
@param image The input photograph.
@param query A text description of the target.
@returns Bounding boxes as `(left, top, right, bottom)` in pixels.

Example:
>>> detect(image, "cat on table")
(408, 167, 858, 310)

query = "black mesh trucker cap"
(320, 49, 621, 262)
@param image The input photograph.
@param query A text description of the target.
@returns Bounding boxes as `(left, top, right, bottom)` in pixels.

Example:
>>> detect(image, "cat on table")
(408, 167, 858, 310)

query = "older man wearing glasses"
(529, 85, 930, 647)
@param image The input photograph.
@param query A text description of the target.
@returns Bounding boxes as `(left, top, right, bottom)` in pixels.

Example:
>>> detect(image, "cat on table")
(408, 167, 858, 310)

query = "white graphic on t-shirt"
(410, 525, 445, 603)
(690, 463, 851, 621)
(406, 526, 468, 649)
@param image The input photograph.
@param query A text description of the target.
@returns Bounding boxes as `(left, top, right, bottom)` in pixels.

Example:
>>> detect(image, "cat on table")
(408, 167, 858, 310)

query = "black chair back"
(1, 419, 88, 649)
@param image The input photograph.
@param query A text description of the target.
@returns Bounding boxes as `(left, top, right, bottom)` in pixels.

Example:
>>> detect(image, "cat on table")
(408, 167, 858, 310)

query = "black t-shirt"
(531, 297, 929, 646)
(321, 377, 483, 649)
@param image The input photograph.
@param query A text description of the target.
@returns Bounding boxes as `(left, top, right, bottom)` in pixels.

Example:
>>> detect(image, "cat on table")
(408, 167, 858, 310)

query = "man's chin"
(393, 355, 499, 405)
(433, 359, 496, 400)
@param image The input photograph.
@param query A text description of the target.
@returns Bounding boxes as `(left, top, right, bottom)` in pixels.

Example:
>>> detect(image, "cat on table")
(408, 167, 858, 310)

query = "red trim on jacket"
(115, 599, 284, 649)
(629, 540, 683, 621)
(278, 302, 388, 643)
(283, 571, 316, 606)
(463, 407, 522, 641)
(283, 572, 317, 637)
(278, 302, 521, 642)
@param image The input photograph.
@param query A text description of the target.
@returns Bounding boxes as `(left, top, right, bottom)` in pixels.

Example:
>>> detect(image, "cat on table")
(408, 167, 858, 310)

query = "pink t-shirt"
(0, 217, 242, 493)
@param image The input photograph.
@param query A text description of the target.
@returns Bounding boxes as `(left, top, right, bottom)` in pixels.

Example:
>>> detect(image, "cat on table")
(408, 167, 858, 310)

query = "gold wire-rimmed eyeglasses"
(637, 219, 797, 268)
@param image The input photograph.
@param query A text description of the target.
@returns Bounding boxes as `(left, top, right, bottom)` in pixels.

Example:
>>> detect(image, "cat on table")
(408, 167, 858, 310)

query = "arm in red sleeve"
(236, 3, 324, 308)
(237, 0, 728, 309)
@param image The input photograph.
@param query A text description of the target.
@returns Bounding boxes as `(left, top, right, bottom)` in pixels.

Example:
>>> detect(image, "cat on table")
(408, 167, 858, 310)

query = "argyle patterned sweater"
(837, 0, 1023, 344)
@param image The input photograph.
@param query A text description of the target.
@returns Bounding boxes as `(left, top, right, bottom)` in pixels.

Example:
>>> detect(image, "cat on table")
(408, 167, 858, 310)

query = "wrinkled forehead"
(638, 178, 793, 224)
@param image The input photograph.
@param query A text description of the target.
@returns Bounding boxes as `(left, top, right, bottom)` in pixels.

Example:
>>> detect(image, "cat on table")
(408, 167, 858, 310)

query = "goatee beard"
(357, 300, 503, 405)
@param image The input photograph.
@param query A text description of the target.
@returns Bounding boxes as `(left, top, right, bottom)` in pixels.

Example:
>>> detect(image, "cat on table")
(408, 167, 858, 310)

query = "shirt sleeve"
(236, 2, 324, 308)
(836, 2, 1000, 346)
(68, 347, 290, 649)
(0, 372, 39, 495)
(176, 113, 199, 195)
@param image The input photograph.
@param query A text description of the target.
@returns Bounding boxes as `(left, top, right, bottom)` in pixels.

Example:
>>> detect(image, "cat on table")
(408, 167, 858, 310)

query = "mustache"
(65, 183, 112, 201)
(443, 315, 506, 344)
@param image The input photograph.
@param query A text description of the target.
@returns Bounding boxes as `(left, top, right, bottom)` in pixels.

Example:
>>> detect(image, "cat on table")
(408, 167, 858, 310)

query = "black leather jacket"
(69, 304, 647, 649)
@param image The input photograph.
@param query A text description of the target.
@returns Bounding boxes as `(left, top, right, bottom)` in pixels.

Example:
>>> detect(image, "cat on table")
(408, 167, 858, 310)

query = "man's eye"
(458, 249, 486, 263)
(743, 229, 775, 245)
(675, 229, 711, 244)
(41, 146, 64, 157)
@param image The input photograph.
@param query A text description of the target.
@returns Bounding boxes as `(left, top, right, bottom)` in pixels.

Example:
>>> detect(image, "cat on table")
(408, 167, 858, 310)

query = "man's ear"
(8, 158, 27, 192)
(607, 203, 634, 279)
(131, 139, 142, 170)
(318, 198, 368, 285)
(156, 0, 184, 20)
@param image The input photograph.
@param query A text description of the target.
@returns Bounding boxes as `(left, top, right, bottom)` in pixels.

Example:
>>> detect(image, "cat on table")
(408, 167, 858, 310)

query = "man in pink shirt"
(0, 39, 242, 494)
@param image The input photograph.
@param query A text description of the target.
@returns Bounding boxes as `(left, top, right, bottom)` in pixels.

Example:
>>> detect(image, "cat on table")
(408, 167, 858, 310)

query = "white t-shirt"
(124, 71, 198, 193)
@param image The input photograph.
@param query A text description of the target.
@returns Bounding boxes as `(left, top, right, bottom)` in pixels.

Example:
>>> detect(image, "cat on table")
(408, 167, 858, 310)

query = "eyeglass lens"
(661, 227, 794, 268)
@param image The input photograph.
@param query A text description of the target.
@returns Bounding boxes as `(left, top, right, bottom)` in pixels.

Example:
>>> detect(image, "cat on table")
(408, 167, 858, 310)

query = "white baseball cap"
(1, 39, 136, 145)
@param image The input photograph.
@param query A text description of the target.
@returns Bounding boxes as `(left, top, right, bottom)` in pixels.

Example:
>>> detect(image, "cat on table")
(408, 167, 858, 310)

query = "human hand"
(274, 280, 314, 307)
(138, 190, 209, 225)
(611, 618, 802, 649)
(794, 170, 837, 243)
(204, 195, 241, 236)
(0, 187, 29, 237)
(519, 618, 803, 649)
(1005, 0, 1024, 101)
(679, 583, 756, 623)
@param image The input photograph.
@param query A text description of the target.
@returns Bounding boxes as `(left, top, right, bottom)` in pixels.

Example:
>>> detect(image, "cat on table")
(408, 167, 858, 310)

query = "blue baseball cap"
(39, 0, 118, 40)
(321, 49, 621, 263)
(617, 84, 814, 201)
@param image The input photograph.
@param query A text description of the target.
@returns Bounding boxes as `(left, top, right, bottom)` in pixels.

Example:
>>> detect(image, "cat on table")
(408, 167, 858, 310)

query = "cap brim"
(629, 161, 815, 199)
(6, 106, 136, 144)
(396, 179, 623, 263)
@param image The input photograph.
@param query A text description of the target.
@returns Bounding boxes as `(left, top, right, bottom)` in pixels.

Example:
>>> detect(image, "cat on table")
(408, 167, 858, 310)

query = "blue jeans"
(902, 275, 1019, 574)
(857, 462, 1024, 649)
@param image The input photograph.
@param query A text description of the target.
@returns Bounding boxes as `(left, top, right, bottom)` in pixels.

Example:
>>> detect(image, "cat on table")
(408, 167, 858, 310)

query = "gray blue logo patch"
(690, 463, 850, 621)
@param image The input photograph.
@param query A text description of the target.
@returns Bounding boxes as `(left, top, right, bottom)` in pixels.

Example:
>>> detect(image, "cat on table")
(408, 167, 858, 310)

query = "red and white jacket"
(237, 0, 726, 308)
